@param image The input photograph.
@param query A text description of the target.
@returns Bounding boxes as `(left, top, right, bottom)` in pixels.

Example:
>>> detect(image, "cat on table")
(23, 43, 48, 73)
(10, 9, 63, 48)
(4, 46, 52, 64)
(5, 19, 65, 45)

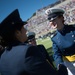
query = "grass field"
(37, 37, 54, 56)
(37, 37, 52, 49)
(37, 37, 56, 67)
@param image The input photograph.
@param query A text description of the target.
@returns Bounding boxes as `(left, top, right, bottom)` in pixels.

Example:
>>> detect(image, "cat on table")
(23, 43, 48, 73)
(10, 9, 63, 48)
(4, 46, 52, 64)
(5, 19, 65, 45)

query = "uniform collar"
(6, 41, 26, 50)
(57, 25, 67, 35)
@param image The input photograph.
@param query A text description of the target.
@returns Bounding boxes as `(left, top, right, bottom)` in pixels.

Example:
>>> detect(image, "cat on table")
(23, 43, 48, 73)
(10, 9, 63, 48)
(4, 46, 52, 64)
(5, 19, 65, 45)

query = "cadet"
(45, 8, 75, 75)
(27, 31, 56, 67)
(0, 9, 58, 75)
(27, 32, 36, 45)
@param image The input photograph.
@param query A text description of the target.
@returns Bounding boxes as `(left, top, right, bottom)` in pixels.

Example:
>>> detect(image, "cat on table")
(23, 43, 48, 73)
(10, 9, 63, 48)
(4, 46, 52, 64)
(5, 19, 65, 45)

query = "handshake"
(57, 64, 68, 75)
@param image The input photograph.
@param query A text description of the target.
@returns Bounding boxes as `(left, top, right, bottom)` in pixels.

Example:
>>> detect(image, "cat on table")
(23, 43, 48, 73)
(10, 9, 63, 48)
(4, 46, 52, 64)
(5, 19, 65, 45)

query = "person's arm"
(38, 45, 55, 68)
(52, 41, 68, 75)
(52, 40, 64, 66)
(24, 46, 57, 75)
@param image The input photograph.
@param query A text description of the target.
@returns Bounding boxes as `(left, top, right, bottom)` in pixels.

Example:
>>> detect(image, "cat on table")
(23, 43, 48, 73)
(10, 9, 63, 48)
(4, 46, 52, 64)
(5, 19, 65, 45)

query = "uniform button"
(71, 31, 72, 33)
(58, 41, 61, 43)
(57, 37, 59, 39)
(12, 22, 14, 24)
(63, 49, 65, 51)
(74, 40, 75, 42)
(72, 35, 74, 37)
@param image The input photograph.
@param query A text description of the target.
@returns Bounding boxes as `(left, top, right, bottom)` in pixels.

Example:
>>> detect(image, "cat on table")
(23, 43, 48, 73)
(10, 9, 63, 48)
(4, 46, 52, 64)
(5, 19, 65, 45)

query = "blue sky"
(0, 0, 57, 22)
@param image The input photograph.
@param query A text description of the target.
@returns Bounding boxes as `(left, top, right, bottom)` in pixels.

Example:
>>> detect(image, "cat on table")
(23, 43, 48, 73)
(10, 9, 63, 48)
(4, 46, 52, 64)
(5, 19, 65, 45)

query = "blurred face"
(15, 25, 27, 43)
(28, 37, 36, 46)
(49, 15, 64, 30)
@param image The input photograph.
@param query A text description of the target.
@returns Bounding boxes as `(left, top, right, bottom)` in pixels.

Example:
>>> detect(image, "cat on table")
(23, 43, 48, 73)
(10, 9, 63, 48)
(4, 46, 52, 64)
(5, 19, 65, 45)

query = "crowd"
(0, 0, 75, 75)
(58, 0, 75, 24)
(26, 0, 75, 38)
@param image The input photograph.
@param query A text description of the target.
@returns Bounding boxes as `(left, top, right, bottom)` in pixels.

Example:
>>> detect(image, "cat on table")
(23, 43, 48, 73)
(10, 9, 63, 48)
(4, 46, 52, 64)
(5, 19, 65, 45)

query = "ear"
(15, 30, 21, 37)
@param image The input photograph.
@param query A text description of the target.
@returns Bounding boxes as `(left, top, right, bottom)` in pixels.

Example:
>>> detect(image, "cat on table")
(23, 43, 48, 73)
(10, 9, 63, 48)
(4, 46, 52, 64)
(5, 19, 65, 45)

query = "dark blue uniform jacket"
(51, 25, 75, 66)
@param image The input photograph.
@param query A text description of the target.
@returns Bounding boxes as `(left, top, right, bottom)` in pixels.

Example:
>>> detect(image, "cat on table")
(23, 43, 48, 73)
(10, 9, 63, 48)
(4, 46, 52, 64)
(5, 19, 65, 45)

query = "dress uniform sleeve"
(23, 46, 57, 75)
(37, 45, 55, 68)
(52, 40, 64, 67)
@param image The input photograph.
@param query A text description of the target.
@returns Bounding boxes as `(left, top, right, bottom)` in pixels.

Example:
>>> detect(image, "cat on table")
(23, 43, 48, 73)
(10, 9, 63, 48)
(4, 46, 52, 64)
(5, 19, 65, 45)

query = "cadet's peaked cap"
(0, 9, 27, 36)
(45, 8, 64, 21)
(27, 32, 35, 39)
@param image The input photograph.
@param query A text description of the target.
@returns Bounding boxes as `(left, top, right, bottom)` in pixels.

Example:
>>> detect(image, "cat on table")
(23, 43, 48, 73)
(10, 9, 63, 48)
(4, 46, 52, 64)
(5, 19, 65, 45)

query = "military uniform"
(45, 8, 75, 75)
(27, 32, 55, 69)
(0, 9, 57, 75)
(0, 43, 57, 75)
(51, 24, 75, 75)
(51, 24, 75, 64)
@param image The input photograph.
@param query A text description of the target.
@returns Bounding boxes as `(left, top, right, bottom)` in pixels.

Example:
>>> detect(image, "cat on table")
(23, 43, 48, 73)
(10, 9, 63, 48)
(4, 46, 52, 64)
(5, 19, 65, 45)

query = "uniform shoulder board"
(50, 31, 57, 38)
